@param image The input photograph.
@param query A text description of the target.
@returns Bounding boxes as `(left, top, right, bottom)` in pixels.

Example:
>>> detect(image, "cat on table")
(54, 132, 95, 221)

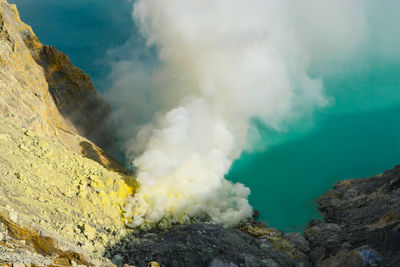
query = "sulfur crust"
(0, 118, 138, 256)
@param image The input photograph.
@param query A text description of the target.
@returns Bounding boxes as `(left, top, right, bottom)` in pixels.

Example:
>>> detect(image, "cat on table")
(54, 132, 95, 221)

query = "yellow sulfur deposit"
(0, 118, 138, 256)
(0, 0, 139, 264)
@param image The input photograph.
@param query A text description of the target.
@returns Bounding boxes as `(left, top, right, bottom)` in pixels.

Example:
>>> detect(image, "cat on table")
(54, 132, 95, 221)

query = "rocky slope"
(0, 0, 124, 173)
(29, 44, 114, 150)
(0, 118, 139, 264)
(305, 165, 400, 267)
(106, 222, 311, 267)
(0, 0, 136, 265)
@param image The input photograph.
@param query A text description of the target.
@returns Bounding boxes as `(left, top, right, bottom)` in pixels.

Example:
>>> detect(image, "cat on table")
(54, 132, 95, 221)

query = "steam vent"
(0, 0, 399, 266)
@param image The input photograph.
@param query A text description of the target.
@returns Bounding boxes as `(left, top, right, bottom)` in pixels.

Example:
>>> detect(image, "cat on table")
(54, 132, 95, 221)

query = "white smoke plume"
(108, 0, 370, 228)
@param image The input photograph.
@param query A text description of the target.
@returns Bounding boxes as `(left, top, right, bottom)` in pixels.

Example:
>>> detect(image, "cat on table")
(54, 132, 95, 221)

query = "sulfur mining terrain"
(0, 0, 399, 266)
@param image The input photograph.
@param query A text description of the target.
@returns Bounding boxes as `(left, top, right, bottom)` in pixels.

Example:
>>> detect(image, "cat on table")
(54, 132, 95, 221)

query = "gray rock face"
(106, 223, 311, 267)
(305, 165, 400, 267)
(283, 232, 310, 253)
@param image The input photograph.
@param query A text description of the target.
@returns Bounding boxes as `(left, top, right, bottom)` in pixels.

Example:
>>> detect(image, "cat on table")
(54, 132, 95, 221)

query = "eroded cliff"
(0, 0, 124, 173)
(0, 0, 136, 265)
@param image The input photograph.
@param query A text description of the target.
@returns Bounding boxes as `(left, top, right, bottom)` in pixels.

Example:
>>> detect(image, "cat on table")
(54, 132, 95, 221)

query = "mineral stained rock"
(30, 44, 114, 150)
(306, 165, 400, 267)
(0, 0, 125, 173)
(106, 223, 312, 267)
(0, 0, 136, 265)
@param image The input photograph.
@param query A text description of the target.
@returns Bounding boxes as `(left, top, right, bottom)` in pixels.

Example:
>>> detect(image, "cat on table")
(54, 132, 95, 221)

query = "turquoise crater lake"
(12, 0, 400, 232)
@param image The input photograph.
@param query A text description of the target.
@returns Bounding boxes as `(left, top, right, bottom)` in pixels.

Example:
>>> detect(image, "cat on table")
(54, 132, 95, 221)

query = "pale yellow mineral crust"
(0, 0, 139, 265)
(0, 118, 138, 259)
(0, 0, 125, 173)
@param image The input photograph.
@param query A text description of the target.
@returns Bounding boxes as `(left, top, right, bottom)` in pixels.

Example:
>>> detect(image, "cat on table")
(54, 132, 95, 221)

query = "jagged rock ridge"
(306, 165, 400, 267)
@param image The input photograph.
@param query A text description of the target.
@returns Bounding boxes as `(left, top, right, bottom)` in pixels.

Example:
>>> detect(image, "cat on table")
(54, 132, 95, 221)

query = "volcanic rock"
(106, 223, 312, 267)
(305, 165, 400, 266)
